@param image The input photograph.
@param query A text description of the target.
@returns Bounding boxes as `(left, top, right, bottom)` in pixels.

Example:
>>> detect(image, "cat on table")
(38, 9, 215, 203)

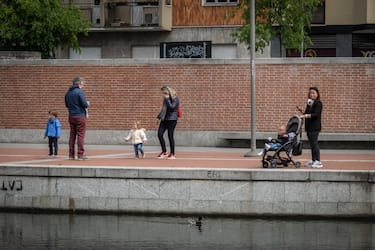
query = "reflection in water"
(0, 212, 374, 250)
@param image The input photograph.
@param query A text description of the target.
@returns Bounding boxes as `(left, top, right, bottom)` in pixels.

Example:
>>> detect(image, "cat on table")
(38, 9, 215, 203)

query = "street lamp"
(244, 0, 257, 157)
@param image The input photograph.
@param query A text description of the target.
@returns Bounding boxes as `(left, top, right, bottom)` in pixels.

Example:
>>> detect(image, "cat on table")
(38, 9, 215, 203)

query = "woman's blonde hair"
(161, 86, 177, 100)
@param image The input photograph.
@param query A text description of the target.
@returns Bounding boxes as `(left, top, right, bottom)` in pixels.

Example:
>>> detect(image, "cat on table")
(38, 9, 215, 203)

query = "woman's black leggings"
(158, 120, 177, 154)
(307, 130, 320, 161)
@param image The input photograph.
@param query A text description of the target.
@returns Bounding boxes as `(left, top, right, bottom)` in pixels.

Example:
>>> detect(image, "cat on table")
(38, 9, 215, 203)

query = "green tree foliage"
(0, 0, 90, 58)
(233, 0, 322, 52)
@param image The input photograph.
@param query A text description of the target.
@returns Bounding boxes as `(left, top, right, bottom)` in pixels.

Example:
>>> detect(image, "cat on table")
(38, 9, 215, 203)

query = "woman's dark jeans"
(307, 130, 320, 161)
(158, 120, 177, 155)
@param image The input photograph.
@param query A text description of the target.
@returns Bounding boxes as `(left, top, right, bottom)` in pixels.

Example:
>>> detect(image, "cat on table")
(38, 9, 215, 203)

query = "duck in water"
(188, 216, 203, 232)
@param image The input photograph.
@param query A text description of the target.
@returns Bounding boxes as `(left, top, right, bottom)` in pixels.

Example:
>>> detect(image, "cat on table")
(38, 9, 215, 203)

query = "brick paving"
(0, 144, 374, 170)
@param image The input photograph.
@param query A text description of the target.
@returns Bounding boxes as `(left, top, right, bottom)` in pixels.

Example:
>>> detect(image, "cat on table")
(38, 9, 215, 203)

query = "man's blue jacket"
(65, 86, 89, 117)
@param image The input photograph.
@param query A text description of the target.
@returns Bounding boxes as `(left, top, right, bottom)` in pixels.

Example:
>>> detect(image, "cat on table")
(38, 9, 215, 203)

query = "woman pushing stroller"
(297, 86, 323, 168)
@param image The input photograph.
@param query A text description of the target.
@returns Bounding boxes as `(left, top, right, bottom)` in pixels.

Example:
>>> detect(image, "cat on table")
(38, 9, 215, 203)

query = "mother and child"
(124, 85, 180, 160)
(298, 86, 323, 168)
(260, 86, 323, 168)
(45, 76, 181, 160)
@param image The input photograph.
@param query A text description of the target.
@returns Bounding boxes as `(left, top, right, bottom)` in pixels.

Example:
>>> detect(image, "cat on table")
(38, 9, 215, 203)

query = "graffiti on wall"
(160, 41, 212, 58)
(1, 180, 23, 191)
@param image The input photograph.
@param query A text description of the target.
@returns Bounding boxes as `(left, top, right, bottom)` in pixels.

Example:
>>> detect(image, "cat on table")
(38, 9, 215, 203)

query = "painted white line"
(0, 154, 43, 157)
(322, 159, 375, 163)
(0, 158, 69, 165)
(88, 151, 160, 159)
(0, 151, 160, 165)
(0, 164, 268, 171)
(1, 151, 374, 166)
(173, 157, 259, 161)
(142, 157, 375, 163)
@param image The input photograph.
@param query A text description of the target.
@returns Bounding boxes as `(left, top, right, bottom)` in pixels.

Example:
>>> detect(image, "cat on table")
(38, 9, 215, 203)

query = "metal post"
(300, 27, 304, 58)
(244, 0, 257, 157)
(300, 3, 304, 58)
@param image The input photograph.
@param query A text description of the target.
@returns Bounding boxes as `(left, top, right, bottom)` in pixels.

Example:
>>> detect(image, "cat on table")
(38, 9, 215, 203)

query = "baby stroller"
(262, 115, 303, 168)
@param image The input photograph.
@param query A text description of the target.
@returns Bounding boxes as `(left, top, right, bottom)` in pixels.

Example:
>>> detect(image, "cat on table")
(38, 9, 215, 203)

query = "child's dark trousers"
(48, 136, 58, 156)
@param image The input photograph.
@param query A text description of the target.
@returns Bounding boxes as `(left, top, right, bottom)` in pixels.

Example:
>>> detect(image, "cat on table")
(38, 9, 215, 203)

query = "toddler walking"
(124, 121, 147, 159)
(44, 111, 61, 157)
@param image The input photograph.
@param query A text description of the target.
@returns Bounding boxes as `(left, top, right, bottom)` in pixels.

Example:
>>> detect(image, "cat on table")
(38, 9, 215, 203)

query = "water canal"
(1, 212, 374, 249)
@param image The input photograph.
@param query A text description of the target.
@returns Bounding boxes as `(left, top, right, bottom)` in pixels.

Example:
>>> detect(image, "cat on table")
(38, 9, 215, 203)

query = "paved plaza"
(0, 143, 374, 170)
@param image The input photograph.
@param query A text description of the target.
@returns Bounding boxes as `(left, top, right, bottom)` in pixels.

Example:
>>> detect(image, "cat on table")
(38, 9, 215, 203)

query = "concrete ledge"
(1, 165, 374, 182)
(0, 51, 41, 59)
(0, 165, 374, 217)
(0, 129, 374, 147)
(0, 57, 374, 66)
(220, 132, 375, 142)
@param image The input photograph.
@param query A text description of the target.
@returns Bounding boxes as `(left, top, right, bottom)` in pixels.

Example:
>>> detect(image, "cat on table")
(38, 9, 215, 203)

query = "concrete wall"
(326, 0, 368, 25)
(0, 129, 374, 147)
(0, 51, 41, 59)
(326, 0, 375, 25)
(0, 165, 374, 217)
(368, 0, 375, 23)
(58, 27, 256, 59)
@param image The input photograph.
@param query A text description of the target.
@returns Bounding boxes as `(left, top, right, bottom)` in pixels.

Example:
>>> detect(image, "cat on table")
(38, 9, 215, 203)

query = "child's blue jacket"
(45, 118, 61, 137)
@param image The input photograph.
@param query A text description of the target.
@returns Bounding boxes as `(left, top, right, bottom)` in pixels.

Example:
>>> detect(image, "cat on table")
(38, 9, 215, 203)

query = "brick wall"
(0, 59, 374, 133)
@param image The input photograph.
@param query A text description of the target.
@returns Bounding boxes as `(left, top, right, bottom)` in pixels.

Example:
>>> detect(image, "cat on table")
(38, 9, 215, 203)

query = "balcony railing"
(63, 0, 171, 31)
(106, 1, 159, 27)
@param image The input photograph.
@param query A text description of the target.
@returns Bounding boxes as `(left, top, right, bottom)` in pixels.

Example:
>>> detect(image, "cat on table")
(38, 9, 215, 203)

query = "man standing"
(65, 77, 89, 160)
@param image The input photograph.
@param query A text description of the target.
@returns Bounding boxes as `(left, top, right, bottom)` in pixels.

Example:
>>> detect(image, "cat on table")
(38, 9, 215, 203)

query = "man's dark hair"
(73, 77, 85, 86)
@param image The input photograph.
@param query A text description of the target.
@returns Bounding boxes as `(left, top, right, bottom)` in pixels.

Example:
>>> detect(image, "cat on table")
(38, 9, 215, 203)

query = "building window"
(202, 0, 239, 6)
(160, 41, 212, 58)
(212, 44, 237, 59)
(69, 47, 101, 59)
(132, 46, 159, 58)
(312, 0, 325, 24)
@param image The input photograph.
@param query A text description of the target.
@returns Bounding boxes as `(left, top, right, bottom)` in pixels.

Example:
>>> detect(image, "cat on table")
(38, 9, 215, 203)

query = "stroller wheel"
(270, 160, 277, 168)
(294, 161, 301, 168)
(262, 161, 270, 168)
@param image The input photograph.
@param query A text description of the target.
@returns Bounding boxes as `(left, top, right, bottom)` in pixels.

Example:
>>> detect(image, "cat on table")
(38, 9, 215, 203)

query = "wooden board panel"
(173, 0, 244, 26)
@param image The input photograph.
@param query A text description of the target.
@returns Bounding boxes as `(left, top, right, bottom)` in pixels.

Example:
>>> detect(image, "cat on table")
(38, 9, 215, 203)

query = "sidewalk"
(0, 143, 374, 170)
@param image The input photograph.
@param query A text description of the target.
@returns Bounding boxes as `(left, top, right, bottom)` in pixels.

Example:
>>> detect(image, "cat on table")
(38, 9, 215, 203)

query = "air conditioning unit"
(144, 13, 153, 25)
(143, 7, 159, 26)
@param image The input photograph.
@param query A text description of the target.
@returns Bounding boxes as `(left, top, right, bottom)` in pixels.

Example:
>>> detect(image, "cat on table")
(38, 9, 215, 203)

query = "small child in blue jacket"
(44, 111, 61, 157)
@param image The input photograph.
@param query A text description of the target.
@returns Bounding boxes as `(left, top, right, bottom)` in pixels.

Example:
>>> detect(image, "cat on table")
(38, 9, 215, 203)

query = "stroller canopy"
(286, 115, 303, 135)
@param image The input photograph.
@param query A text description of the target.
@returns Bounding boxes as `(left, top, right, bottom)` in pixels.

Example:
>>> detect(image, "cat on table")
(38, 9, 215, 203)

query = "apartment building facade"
(60, 0, 374, 59)
(59, 0, 253, 59)
(277, 0, 375, 57)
